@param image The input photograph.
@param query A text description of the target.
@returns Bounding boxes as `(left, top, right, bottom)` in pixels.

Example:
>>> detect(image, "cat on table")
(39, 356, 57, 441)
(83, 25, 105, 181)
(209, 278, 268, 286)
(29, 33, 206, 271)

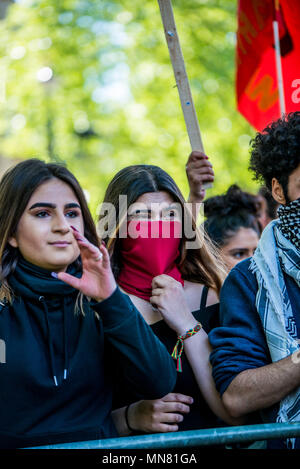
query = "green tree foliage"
(0, 0, 257, 217)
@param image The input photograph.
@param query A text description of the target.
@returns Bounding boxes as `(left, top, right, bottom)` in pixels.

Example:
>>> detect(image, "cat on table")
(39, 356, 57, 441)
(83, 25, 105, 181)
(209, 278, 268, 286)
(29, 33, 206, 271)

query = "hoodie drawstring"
(63, 300, 68, 381)
(39, 296, 68, 387)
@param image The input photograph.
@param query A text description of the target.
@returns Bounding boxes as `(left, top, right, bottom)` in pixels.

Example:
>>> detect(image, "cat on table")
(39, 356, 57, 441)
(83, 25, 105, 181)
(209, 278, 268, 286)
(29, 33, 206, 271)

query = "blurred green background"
(0, 0, 257, 219)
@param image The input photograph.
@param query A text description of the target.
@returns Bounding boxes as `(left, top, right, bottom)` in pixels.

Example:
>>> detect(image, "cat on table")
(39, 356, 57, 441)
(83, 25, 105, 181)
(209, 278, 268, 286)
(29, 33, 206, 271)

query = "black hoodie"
(0, 257, 176, 448)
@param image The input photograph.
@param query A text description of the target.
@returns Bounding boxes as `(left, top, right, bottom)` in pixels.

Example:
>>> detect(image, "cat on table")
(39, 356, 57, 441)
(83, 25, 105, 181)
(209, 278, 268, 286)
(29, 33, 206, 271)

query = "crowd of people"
(0, 111, 299, 450)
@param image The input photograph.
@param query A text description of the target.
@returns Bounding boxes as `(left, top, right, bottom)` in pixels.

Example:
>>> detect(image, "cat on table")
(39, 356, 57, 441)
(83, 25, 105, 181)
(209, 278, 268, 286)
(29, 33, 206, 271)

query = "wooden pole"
(158, 0, 212, 188)
(272, 0, 286, 115)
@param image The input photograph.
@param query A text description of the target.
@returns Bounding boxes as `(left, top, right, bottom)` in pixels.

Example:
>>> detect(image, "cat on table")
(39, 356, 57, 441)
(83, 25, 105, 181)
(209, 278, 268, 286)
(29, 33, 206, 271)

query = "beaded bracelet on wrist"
(171, 322, 202, 372)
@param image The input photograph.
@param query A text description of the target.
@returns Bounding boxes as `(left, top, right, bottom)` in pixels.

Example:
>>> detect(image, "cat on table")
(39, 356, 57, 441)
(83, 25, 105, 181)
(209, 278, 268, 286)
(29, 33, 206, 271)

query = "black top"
(0, 258, 177, 449)
(113, 286, 222, 432)
(150, 286, 222, 431)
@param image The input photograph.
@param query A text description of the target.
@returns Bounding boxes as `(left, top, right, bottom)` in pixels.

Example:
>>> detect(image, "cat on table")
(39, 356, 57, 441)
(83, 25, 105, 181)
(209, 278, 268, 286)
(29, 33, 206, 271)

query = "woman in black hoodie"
(0, 158, 176, 449)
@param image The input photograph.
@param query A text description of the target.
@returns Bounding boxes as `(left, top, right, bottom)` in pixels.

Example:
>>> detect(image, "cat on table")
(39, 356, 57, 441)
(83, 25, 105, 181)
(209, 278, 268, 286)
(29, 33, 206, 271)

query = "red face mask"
(118, 220, 184, 301)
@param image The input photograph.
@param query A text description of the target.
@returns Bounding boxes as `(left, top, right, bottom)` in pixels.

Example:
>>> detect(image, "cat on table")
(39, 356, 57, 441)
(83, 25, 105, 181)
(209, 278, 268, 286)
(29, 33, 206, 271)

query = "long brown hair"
(0, 158, 99, 303)
(98, 165, 226, 295)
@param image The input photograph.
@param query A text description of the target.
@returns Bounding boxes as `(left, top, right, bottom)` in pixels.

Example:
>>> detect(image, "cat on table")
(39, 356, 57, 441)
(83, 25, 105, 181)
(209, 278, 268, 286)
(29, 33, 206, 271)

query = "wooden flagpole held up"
(272, 0, 286, 115)
(158, 0, 212, 189)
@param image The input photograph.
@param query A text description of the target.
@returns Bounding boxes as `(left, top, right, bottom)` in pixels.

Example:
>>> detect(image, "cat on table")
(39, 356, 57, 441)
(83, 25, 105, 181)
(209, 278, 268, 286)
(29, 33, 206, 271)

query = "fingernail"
(51, 272, 58, 278)
(70, 225, 79, 232)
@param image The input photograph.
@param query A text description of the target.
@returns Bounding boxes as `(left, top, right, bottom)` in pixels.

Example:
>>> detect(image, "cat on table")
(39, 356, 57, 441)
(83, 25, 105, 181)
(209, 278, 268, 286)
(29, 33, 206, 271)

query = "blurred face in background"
(220, 227, 259, 271)
(256, 194, 272, 230)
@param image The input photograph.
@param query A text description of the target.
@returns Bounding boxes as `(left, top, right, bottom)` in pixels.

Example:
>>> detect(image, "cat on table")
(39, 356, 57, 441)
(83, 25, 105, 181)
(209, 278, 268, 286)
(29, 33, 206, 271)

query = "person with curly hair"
(204, 185, 262, 271)
(209, 112, 300, 449)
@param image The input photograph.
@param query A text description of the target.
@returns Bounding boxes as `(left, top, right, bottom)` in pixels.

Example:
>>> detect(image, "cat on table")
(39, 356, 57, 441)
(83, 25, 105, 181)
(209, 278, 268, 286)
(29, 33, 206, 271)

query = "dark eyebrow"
(29, 202, 81, 210)
(163, 204, 180, 210)
(130, 204, 178, 212)
(65, 203, 81, 210)
(228, 248, 248, 254)
(29, 202, 55, 210)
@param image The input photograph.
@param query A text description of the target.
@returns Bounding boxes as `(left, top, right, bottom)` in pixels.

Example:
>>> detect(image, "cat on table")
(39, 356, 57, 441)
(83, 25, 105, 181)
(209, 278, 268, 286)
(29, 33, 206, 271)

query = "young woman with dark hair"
(204, 184, 262, 271)
(0, 158, 176, 449)
(98, 164, 242, 435)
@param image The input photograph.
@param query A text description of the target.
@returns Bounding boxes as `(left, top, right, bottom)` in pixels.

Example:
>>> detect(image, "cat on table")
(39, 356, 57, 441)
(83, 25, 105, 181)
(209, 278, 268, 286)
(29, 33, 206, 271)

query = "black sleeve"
(91, 287, 177, 400)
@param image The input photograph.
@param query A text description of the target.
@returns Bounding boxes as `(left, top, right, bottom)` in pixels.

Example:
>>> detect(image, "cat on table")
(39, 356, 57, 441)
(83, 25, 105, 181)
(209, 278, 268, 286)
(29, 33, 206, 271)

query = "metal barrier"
(28, 422, 300, 449)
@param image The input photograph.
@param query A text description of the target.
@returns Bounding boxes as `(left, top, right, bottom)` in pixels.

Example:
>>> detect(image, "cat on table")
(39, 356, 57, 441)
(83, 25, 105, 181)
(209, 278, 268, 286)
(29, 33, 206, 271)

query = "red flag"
(236, 0, 300, 131)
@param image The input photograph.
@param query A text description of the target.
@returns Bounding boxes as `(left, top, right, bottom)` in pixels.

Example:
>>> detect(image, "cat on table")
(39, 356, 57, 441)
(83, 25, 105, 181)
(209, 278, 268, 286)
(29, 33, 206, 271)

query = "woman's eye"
(128, 211, 149, 220)
(232, 251, 245, 259)
(163, 210, 178, 219)
(35, 211, 49, 218)
(65, 210, 79, 218)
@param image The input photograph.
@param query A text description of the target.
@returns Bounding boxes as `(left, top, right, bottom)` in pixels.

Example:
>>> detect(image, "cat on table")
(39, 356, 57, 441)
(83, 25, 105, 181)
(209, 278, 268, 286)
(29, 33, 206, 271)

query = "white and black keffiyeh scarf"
(249, 217, 300, 448)
(277, 198, 300, 250)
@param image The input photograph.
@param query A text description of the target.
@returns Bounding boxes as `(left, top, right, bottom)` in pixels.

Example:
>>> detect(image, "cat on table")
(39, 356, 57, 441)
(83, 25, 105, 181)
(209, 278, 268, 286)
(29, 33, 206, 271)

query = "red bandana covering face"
(118, 220, 184, 300)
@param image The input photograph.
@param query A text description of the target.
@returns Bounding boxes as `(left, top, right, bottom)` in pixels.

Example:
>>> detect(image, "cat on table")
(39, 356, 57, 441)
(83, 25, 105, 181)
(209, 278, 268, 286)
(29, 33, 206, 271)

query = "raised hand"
(127, 393, 193, 433)
(186, 150, 214, 203)
(54, 226, 116, 302)
(150, 274, 197, 335)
